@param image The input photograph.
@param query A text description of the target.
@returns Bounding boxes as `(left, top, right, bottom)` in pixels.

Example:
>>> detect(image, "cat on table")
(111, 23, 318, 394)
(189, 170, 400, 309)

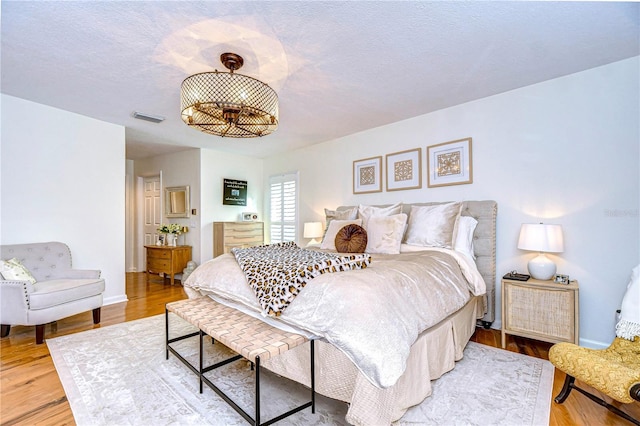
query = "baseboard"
(103, 294, 128, 306)
(578, 337, 609, 350)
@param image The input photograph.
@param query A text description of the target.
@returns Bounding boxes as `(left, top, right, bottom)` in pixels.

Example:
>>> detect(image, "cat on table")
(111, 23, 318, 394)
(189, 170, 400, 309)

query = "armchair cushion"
(549, 336, 640, 403)
(29, 279, 105, 310)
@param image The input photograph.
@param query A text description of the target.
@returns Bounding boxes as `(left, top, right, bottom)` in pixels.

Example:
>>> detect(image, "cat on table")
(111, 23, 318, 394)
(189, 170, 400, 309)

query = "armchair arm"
(0, 280, 33, 324)
(51, 269, 102, 279)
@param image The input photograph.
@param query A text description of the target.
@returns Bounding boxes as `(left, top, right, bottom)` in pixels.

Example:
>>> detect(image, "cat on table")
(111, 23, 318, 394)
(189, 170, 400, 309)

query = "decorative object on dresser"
(180, 52, 278, 138)
(157, 223, 184, 247)
(303, 221, 323, 246)
(353, 156, 382, 194)
(213, 221, 264, 257)
(385, 148, 422, 191)
(242, 212, 259, 221)
(517, 223, 564, 280)
(145, 245, 192, 286)
(0, 241, 105, 344)
(501, 276, 579, 348)
(427, 137, 473, 187)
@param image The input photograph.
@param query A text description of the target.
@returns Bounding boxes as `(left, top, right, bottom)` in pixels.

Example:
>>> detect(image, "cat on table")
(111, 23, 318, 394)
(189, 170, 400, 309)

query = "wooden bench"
(165, 297, 315, 425)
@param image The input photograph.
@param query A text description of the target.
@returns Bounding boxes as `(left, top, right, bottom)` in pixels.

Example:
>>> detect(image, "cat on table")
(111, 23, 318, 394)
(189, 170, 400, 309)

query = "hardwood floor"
(1, 272, 638, 425)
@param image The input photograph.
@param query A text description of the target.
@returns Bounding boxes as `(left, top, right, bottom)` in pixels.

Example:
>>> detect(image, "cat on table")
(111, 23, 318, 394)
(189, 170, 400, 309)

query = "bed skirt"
(261, 296, 481, 425)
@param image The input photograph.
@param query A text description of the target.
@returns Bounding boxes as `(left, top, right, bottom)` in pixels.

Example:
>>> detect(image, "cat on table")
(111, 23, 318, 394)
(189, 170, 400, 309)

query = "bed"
(183, 200, 497, 425)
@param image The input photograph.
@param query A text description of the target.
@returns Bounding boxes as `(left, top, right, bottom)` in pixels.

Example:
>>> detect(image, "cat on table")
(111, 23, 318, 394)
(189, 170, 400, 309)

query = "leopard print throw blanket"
(232, 241, 371, 316)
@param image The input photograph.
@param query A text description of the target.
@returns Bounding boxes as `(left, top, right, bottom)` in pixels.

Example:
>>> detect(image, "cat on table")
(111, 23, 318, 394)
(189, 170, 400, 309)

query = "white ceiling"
(2, 1, 638, 160)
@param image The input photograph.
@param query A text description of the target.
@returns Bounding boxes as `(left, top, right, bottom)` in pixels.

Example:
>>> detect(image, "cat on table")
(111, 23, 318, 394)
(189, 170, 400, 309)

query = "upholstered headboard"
(336, 200, 498, 325)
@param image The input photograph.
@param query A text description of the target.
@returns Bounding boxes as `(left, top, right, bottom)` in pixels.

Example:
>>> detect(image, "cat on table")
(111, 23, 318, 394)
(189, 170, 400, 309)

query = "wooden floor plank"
(1, 272, 638, 425)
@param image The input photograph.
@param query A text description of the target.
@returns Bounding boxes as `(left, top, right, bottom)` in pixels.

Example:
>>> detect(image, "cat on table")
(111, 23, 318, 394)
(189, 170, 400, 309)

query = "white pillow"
(365, 213, 408, 254)
(320, 219, 362, 250)
(324, 207, 358, 236)
(454, 216, 478, 260)
(404, 202, 462, 249)
(358, 203, 402, 230)
(0, 258, 37, 283)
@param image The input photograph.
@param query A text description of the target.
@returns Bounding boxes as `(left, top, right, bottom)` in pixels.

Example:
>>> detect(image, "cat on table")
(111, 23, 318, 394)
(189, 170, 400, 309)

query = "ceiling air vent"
(132, 111, 165, 123)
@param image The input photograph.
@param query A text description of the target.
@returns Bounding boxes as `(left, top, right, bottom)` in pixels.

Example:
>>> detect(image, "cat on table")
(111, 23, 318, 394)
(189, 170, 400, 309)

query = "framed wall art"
(385, 148, 422, 191)
(223, 178, 248, 206)
(427, 138, 473, 188)
(353, 156, 382, 194)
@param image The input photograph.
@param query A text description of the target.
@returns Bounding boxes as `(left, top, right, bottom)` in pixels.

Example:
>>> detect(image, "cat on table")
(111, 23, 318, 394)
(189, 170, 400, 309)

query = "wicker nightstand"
(501, 277, 579, 348)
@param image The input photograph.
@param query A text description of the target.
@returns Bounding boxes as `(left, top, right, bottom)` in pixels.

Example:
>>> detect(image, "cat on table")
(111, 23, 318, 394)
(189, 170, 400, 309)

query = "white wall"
(263, 57, 640, 348)
(1, 95, 127, 304)
(200, 149, 263, 261)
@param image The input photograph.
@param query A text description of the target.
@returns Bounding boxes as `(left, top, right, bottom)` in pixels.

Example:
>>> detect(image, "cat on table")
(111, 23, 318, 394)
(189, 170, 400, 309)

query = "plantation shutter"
(269, 172, 298, 243)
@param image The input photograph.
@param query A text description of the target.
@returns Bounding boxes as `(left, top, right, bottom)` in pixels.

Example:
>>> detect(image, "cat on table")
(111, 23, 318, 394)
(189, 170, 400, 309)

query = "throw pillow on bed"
(321, 219, 362, 250)
(324, 207, 358, 236)
(365, 213, 407, 254)
(404, 202, 462, 249)
(335, 224, 368, 253)
(357, 202, 402, 230)
(0, 258, 37, 283)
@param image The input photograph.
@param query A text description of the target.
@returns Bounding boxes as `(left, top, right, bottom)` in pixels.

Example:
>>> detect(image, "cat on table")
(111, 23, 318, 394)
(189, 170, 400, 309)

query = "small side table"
(145, 245, 192, 285)
(501, 277, 579, 348)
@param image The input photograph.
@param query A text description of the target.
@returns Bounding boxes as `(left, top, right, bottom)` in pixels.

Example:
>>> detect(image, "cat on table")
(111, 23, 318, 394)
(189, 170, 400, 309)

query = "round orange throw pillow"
(335, 224, 368, 253)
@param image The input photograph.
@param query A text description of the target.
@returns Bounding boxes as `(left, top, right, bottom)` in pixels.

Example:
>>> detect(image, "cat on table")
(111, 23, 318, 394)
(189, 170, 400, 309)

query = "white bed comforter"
(183, 248, 485, 389)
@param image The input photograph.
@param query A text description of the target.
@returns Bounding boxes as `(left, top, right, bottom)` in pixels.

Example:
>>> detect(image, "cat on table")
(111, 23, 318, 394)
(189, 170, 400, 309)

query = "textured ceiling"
(2, 1, 638, 160)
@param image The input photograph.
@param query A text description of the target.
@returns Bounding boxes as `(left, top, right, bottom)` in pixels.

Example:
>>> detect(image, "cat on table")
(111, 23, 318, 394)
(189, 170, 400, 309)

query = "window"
(269, 172, 298, 243)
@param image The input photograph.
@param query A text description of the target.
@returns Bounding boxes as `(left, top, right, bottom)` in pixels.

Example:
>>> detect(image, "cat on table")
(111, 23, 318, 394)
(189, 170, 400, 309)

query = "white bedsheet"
(184, 248, 485, 388)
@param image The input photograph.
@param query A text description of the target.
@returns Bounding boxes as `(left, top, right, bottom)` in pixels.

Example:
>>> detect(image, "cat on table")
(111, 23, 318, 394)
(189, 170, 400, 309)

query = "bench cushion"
(167, 297, 308, 362)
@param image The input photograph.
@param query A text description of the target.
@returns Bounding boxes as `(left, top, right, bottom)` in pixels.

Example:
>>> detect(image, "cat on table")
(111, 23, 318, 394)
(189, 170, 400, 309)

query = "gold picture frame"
(427, 137, 473, 188)
(353, 156, 382, 194)
(385, 148, 422, 191)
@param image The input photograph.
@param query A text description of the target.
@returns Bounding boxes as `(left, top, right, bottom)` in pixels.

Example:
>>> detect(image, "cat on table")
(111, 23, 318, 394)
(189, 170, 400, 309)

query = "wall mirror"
(165, 186, 190, 218)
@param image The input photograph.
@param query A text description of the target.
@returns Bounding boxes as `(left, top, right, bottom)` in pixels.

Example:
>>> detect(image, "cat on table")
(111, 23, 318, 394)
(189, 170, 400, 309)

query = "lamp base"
(527, 253, 557, 280)
(306, 238, 321, 247)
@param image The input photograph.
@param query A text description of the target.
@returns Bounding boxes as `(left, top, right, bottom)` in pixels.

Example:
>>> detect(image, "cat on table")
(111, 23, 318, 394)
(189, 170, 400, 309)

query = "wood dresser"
(145, 245, 192, 285)
(213, 221, 264, 257)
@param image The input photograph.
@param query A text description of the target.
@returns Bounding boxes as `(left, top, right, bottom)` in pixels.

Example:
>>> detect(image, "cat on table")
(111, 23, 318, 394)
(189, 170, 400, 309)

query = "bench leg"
(255, 355, 261, 426)
(1, 324, 10, 338)
(311, 339, 315, 413)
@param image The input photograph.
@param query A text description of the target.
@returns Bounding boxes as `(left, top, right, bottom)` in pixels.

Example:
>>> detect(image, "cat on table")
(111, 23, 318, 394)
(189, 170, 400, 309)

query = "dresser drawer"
(148, 258, 170, 271)
(146, 248, 172, 259)
(214, 221, 264, 257)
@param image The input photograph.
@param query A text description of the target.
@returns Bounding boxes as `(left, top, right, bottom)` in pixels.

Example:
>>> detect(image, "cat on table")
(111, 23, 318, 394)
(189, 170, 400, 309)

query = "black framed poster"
(223, 179, 247, 206)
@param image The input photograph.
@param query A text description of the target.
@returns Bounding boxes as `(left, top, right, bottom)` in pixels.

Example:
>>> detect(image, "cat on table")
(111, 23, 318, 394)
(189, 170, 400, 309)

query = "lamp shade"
(517, 223, 564, 253)
(304, 222, 324, 239)
(518, 223, 564, 280)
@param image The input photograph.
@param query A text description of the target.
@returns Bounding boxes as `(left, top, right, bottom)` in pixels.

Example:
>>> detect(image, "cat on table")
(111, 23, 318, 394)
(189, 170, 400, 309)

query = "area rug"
(48, 314, 553, 425)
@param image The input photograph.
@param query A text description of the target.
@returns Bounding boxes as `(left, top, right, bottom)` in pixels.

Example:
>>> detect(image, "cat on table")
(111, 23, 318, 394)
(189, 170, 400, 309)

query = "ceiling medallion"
(180, 53, 279, 138)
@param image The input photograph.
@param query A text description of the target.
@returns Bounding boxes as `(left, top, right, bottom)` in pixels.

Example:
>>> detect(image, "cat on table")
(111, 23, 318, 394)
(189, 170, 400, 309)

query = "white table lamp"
(517, 223, 564, 280)
(303, 222, 323, 246)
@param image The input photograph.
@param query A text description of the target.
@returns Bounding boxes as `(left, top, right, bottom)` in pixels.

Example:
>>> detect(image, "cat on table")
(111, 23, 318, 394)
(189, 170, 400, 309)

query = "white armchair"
(0, 241, 105, 344)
